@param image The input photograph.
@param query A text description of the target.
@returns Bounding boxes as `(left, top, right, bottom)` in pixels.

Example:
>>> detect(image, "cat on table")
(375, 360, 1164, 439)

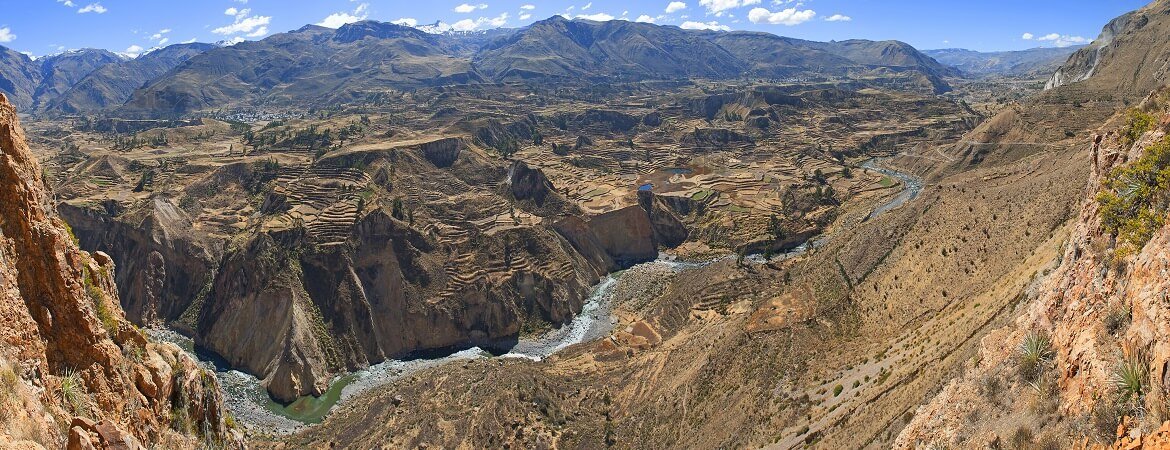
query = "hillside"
(925, 46, 1083, 77)
(0, 48, 127, 111)
(1047, 0, 1170, 92)
(44, 43, 215, 115)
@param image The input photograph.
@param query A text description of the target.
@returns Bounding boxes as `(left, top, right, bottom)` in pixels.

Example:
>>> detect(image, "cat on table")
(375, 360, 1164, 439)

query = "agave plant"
(1017, 331, 1054, 382)
(59, 368, 89, 416)
(1113, 350, 1149, 402)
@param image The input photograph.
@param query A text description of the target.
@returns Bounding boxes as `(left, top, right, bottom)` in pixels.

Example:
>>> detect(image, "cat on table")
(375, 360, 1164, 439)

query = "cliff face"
(0, 92, 234, 449)
(896, 94, 1170, 449)
(1046, 0, 1170, 94)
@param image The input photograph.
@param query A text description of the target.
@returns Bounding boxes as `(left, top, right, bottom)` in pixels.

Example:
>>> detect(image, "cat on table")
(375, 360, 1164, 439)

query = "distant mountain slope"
(0, 48, 44, 110)
(924, 46, 1082, 77)
(121, 17, 953, 117)
(33, 49, 123, 109)
(1046, 0, 1170, 91)
(808, 39, 959, 76)
(711, 33, 955, 90)
(472, 17, 747, 81)
(44, 43, 214, 115)
(0, 48, 126, 111)
(119, 22, 479, 117)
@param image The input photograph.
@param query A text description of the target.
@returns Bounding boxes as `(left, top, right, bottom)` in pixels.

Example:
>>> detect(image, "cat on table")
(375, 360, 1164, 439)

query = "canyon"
(4, 1, 1170, 448)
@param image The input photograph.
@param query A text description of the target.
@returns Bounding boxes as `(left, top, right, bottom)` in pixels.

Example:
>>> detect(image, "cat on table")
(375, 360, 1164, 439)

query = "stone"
(66, 426, 97, 450)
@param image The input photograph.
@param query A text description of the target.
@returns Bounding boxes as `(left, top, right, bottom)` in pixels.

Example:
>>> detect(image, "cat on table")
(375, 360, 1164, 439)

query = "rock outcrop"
(0, 92, 235, 448)
(508, 161, 555, 206)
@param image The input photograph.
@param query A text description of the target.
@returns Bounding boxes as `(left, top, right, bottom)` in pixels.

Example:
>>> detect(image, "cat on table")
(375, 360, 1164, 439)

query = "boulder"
(509, 161, 555, 206)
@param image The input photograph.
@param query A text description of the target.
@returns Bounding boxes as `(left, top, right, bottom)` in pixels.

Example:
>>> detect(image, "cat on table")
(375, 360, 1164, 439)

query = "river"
(151, 158, 922, 433)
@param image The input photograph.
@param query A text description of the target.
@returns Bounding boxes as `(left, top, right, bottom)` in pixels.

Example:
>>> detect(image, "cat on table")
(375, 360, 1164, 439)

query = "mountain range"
(0, 16, 1101, 119)
(923, 46, 1084, 78)
(0, 44, 214, 114)
(0, 16, 978, 119)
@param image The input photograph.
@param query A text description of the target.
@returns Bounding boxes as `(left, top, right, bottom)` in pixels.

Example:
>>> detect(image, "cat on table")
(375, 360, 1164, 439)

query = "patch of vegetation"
(1104, 304, 1132, 335)
(59, 368, 89, 417)
(83, 268, 118, 335)
(62, 220, 80, 246)
(0, 362, 18, 421)
(1113, 351, 1149, 403)
(832, 384, 844, 397)
(1017, 331, 1053, 382)
(1097, 135, 1170, 256)
(691, 189, 716, 202)
(122, 342, 145, 364)
(979, 375, 1002, 406)
(1122, 108, 1156, 147)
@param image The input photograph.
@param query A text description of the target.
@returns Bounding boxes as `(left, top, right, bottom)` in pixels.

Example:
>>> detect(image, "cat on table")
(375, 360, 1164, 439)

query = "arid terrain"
(4, 1, 1170, 449)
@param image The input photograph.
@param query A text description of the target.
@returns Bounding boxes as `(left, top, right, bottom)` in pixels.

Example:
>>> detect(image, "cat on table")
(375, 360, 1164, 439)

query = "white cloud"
(747, 7, 815, 25)
(392, 18, 419, 27)
(0, 27, 14, 43)
(451, 19, 479, 31)
(225, 7, 238, 15)
(451, 12, 509, 31)
(56, 0, 75, 7)
(680, 20, 729, 31)
(825, 14, 851, 22)
(213, 8, 272, 36)
(77, 3, 107, 14)
(636, 14, 656, 23)
(665, 1, 687, 13)
(1036, 33, 1088, 47)
(520, 4, 535, 10)
(317, 3, 370, 28)
(1021, 32, 1034, 40)
(576, 12, 615, 21)
(698, 0, 753, 14)
(582, 2, 593, 10)
(519, 13, 532, 20)
(182, 38, 198, 44)
(454, 3, 488, 13)
(122, 45, 144, 56)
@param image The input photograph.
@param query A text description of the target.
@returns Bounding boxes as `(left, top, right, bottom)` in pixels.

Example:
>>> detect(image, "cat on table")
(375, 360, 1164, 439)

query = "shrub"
(1017, 331, 1054, 382)
(59, 369, 88, 416)
(1104, 304, 1132, 335)
(980, 375, 1003, 405)
(1097, 135, 1170, 255)
(1122, 108, 1156, 146)
(1010, 426, 1034, 448)
(1113, 351, 1149, 402)
(0, 363, 18, 421)
(833, 385, 844, 397)
(83, 270, 118, 335)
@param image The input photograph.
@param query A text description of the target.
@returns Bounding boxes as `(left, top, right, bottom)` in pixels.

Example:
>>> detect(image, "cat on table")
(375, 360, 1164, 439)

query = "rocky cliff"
(0, 92, 236, 449)
(1046, 0, 1170, 93)
(896, 92, 1170, 448)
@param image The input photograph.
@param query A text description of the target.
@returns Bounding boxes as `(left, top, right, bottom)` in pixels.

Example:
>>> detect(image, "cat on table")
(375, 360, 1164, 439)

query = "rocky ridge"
(0, 92, 236, 449)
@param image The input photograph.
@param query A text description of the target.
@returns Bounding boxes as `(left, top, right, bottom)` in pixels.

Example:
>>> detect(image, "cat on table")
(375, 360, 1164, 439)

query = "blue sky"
(0, 0, 1152, 57)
